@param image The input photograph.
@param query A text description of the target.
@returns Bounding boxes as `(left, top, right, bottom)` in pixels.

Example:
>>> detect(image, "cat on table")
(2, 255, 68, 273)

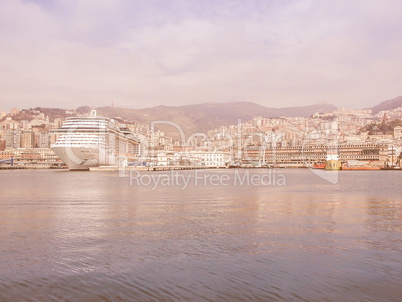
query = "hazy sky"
(1, 0, 402, 111)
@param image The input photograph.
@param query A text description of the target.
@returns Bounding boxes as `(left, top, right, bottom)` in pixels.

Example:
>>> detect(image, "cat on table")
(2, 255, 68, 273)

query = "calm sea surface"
(0, 169, 401, 301)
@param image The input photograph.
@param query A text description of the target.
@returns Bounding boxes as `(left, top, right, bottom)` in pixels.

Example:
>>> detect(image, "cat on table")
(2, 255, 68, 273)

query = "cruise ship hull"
(52, 145, 115, 170)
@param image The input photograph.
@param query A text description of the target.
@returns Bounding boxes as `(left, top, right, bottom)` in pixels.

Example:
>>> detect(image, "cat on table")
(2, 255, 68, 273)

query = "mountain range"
(96, 102, 337, 136)
(7, 96, 402, 137)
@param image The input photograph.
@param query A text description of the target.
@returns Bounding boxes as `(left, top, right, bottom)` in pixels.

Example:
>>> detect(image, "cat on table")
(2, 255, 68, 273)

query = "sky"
(1, 0, 402, 111)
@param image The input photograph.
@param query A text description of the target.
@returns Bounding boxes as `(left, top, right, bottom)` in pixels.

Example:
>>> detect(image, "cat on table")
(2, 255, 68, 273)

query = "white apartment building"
(157, 151, 230, 167)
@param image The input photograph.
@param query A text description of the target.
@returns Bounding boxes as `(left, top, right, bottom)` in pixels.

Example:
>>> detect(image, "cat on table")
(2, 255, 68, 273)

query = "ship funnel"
(90, 109, 97, 117)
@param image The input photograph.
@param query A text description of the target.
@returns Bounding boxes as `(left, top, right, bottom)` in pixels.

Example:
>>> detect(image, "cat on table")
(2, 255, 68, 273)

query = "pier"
(0, 166, 26, 169)
(90, 165, 216, 172)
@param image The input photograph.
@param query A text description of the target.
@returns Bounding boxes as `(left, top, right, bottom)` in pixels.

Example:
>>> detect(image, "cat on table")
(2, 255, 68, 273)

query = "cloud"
(1, 0, 402, 111)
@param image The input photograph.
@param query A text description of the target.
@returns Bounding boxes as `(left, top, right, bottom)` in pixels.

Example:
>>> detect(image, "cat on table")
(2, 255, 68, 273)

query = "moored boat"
(325, 148, 341, 170)
(51, 110, 140, 170)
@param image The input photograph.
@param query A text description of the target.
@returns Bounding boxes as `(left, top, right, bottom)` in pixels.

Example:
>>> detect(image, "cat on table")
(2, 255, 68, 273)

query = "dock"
(89, 166, 217, 172)
(0, 166, 27, 170)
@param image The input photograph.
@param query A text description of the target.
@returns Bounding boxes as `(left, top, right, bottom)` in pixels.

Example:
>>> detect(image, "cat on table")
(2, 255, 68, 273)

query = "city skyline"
(1, 0, 402, 111)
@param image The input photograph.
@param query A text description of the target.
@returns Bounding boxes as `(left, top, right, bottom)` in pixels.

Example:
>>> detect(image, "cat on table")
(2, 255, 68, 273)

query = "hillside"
(96, 102, 337, 136)
(5, 101, 337, 137)
(371, 96, 402, 114)
(360, 119, 402, 135)
(11, 95, 402, 139)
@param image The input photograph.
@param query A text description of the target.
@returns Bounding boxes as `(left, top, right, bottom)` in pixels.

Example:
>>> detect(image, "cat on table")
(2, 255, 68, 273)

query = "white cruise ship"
(51, 110, 140, 170)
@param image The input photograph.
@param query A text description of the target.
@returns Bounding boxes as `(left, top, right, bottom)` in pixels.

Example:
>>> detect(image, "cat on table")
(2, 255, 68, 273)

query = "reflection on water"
(0, 169, 401, 301)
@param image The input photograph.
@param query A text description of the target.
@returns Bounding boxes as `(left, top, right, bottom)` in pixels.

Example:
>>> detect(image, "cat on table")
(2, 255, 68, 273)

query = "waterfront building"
(37, 132, 51, 148)
(0, 148, 62, 167)
(241, 143, 388, 167)
(189, 151, 229, 167)
(5, 130, 21, 149)
(157, 151, 229, 167)
(21, 131, 35, 149)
